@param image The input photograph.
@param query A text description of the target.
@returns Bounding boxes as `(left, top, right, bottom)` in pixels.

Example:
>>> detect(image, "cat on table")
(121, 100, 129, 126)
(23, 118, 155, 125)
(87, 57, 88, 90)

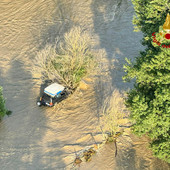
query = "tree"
(0, 86, 8, 120)
(32, 27, 96, 91)
(123, 0, 170, 163)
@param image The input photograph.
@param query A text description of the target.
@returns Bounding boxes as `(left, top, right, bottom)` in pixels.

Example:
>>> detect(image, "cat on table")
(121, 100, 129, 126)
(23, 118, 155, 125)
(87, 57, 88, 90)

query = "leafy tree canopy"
(124, 0, 170, 162)
(0, 86, 7, 120)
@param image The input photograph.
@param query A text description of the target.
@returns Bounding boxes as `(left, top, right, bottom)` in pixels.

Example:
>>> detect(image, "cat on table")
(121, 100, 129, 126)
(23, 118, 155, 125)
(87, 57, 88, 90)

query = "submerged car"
(37, 83, 68, 107)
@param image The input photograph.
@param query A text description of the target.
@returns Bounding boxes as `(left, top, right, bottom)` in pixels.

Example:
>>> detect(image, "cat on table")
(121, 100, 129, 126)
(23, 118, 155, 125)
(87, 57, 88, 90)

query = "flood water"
(0, 0, 169, 170)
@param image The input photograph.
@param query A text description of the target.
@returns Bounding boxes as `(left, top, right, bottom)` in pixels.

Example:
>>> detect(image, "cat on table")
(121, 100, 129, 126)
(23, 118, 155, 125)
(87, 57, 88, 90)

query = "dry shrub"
(100, 89, 127, 140)
(32, 45, 57, 81)
(32, 27, 96, 90)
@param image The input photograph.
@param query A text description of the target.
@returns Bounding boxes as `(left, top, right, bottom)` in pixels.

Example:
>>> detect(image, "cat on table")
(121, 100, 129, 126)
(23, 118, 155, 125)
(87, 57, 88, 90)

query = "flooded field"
(0, 0, 169, 169)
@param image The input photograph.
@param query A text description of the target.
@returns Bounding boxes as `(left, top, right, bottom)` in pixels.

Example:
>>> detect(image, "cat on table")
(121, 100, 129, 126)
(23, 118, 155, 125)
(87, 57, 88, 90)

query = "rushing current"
(0, 0, 169, 169)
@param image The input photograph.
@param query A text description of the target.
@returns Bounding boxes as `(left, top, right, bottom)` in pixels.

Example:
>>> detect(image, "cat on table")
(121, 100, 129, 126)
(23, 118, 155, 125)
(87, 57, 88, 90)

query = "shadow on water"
(91, 0, 135, 121)
(115, 148, 148, 170)
(39, 80, 53, 97)
(38, 0, 76, 51)
(0, 59, 66, 169)
(91, 0, 136, 91)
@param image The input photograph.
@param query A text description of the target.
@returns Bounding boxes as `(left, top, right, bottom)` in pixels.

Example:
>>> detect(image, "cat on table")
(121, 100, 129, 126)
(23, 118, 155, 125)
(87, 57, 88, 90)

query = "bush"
(33, 27, 96, 90)
(100, 90, 127, 140)
(0, 86, 8, 120)
(83, 148, 96, 162)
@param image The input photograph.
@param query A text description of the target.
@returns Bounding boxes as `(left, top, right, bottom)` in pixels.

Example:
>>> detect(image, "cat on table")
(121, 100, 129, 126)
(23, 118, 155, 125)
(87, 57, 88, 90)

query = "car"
(36, 83, 68, 107)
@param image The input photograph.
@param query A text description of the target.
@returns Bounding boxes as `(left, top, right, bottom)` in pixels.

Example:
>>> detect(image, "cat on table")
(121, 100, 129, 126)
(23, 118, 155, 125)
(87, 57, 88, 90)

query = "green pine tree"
(123, 0, 170, 163)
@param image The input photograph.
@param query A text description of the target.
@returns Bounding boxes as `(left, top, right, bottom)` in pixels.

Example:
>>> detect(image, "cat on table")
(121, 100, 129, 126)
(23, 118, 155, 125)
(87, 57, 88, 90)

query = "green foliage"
(132, 0, 169, 46)
(0, 86, 8, 120)
(124, 0, 170, 163)
(51, 27, 96, 90)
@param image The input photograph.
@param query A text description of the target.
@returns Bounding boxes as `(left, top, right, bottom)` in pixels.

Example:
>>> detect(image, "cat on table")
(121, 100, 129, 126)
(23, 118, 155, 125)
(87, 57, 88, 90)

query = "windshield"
(42, 93, 52, 102)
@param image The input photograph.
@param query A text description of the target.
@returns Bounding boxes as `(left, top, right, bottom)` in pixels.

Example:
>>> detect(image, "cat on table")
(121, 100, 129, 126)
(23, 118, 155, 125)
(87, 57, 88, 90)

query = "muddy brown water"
(0, 0, 169, 170)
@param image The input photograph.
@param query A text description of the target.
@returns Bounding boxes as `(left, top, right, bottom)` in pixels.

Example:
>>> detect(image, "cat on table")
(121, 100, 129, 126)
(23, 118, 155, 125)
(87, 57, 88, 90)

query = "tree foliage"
(124, 0, 170, 162)
(0, 86, 7, 120)
(132, 0, 169, 47)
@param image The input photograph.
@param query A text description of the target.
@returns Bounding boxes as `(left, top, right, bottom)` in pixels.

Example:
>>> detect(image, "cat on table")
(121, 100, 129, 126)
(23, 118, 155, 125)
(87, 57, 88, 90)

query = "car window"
(56, 93, 61, 98)
(42, 93, 51, 102)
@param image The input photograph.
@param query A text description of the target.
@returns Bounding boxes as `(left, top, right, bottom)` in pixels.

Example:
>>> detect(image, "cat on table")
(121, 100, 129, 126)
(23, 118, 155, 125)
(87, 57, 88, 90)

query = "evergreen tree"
(124, 0, 170, 162)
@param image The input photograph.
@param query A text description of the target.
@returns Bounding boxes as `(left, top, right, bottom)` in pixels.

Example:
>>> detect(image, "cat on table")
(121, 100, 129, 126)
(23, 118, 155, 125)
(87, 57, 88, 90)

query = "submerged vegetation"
(0, 86, 6, 120)
(33, 27, 96, 91)
(100, 90, 127, 140)
(83, 148, 96, 162)
(0, 86, 11, 120)
(124, 0, 170, 162)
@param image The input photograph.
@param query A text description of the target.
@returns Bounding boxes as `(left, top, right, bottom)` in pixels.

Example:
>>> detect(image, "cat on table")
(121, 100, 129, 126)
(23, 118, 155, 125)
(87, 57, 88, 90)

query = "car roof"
(44, 83, 65, 97)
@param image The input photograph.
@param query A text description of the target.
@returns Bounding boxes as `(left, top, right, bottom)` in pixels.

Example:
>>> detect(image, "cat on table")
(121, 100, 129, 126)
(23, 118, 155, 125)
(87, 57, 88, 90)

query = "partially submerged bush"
(0, 86, 11, 120)
(33, 27, 96, 90)
(106, 131, 123, 143)
(100, 90, 127, 141)
(83, 148, 96, 162)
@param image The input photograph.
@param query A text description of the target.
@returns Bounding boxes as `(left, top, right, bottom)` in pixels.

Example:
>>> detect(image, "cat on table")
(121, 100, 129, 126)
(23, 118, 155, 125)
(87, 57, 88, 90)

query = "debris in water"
(83, 148, 96, 162)
(73, 157, 82, 166)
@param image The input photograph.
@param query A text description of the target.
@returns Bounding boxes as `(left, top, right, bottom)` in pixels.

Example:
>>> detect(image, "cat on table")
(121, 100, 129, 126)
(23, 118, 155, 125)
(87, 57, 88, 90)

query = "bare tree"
(32, 26, 96, 90)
